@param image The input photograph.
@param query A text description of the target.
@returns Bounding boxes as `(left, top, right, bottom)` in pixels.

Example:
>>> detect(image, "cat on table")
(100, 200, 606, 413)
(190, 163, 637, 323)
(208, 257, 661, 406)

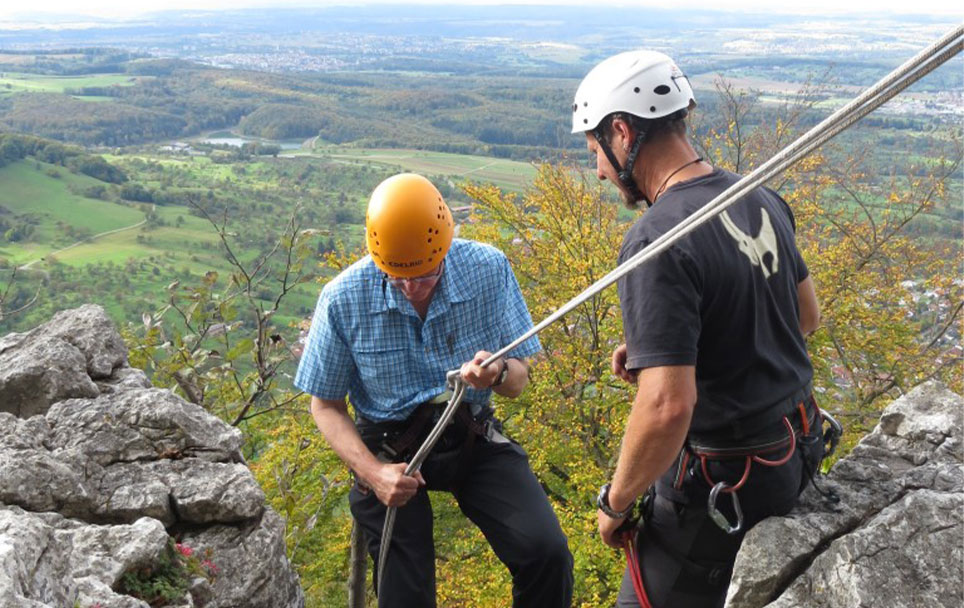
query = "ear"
(609, 117, 635, 151)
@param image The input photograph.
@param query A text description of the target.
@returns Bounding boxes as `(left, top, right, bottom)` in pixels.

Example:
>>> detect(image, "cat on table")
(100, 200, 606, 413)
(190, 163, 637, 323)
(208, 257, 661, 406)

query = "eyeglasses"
(384, 261, 444, 287)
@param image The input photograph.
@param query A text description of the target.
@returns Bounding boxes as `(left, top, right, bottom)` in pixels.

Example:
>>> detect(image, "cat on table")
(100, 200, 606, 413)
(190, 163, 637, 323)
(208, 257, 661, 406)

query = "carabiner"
(707, 481, 744, 535)
(821, 410, 844, 459)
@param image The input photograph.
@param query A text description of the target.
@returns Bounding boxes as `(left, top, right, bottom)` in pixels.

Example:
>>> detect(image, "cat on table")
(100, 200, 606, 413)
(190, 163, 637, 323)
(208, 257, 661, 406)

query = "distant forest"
(0, 49, 951, 161)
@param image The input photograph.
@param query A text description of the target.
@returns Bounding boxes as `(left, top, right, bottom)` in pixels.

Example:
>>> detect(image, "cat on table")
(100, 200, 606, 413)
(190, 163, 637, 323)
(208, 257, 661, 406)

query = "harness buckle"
(707, 482, 744, 535)
(482, 418, 511, 444)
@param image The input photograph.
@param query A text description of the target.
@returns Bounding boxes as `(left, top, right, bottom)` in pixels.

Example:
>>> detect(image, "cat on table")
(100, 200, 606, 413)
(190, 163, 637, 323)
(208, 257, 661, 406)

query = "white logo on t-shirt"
(720, 208, 779, 278)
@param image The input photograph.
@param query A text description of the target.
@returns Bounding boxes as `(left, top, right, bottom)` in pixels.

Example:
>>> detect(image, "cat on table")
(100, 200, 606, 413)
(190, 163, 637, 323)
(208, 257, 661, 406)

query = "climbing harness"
(695, 398, 816, 535)
(373, 24, 963, 600)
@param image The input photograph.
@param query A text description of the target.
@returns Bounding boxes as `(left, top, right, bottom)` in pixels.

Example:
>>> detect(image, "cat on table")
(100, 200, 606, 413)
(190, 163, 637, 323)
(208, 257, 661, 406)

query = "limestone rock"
(46, 388, 244, 468)
(181, 509, 305, 608)
(0, 506, 165, 608)
(34, 303, 129, 378)
(727, 381, 964, 608)
(0, 306, 304, 608)
(0, 335, 99, 418)
(0, 304, 130, 418)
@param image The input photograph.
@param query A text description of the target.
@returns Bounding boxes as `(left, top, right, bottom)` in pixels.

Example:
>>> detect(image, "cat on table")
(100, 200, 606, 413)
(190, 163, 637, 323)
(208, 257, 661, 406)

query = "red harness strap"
(697, 416, 797, 494)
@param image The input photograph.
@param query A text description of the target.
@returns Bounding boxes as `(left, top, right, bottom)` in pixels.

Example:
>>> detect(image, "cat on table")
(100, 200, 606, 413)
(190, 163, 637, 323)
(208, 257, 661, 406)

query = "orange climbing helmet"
(366, 173, 454, 278)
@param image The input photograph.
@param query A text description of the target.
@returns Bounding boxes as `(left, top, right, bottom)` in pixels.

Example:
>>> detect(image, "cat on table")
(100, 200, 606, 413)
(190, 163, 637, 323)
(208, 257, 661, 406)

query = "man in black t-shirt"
(571, 51, 825, 607)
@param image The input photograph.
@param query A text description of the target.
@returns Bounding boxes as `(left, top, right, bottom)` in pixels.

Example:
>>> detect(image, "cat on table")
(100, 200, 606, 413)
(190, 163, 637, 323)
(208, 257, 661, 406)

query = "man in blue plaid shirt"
(294, 173, 573, 608)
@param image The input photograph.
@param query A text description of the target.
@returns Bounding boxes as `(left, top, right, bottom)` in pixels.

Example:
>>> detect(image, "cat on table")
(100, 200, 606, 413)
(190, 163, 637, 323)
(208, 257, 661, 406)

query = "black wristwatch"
(597, 483, 635, 519)
(491, 358, 510, 387)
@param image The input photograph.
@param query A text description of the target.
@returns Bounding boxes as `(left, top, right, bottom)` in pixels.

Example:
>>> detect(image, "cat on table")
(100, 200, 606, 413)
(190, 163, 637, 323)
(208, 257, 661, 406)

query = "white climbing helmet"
(571, 50, 696, 134)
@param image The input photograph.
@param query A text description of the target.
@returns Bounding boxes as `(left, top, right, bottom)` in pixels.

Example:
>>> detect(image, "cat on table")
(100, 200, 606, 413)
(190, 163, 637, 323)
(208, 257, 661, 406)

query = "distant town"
(1, 6, 960, 122)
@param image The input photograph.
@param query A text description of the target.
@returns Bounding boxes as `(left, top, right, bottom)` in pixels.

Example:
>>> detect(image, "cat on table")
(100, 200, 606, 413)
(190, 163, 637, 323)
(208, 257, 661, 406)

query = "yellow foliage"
(459, 163, 635, 606)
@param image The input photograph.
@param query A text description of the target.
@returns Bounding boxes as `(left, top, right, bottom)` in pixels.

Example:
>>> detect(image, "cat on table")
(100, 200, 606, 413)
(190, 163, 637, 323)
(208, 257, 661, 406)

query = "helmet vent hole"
(376, 241, 380, 246)
(428, 257, 433, 263)
(654, 85, 671, 95)
(437, 214, 441, 219)
(428, 238, 432, 243)
(434, 229, 439, 234)
(650, 106, 656, 112)
(633, 87, 640, 93)
(583, 119, 588, 124)
(373, 232, 377, 237)
(428, 227, 432, 233)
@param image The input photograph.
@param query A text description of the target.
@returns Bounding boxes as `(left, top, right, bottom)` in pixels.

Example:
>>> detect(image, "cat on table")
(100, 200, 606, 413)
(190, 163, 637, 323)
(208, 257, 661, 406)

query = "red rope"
(623, 533, 653, 608)
(701, 454, 752, 493)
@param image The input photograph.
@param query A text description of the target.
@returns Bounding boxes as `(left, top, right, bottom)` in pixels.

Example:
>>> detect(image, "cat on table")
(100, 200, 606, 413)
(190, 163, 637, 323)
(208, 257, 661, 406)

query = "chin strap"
(592, 129, 649, 206)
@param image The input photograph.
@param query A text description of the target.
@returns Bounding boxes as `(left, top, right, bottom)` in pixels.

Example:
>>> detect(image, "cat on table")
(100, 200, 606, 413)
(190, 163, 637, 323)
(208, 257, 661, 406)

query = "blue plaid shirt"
(294, 239, 542, 422)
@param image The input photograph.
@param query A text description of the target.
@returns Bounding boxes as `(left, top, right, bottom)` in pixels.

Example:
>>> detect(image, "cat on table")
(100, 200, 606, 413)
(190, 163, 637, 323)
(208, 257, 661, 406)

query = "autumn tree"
(123, 205, 366, 606)
(448, 164, 634, 607)
(125, 200, 320, 427)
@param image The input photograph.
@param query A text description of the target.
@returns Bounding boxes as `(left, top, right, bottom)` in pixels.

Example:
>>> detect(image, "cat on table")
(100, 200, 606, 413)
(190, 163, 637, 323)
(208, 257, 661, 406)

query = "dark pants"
(350, 418, 574, 608)
(615, 404, 825, 608)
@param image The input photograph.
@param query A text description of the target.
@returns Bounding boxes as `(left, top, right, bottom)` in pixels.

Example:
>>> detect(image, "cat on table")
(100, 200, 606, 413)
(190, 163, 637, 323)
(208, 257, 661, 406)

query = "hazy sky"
(1, 0, 960, 20)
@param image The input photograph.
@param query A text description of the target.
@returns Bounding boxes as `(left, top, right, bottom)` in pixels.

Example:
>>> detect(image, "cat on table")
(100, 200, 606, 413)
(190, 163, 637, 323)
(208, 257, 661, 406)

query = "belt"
(356, 398, 503, 464)
(687, 393, 818, 457)
(687, 381, 814, 449)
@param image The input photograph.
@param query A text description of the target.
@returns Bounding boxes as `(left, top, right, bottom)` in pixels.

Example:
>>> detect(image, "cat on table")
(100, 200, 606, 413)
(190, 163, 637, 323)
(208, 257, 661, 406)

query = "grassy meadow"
(2, 142, 538, 334)
(301, 147, 539, 193)
(0, 71, 144, 100)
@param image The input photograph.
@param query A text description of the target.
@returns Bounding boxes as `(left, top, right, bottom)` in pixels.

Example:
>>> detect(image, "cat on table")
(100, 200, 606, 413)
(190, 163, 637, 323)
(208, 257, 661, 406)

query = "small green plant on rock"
(118, 539, 217, 606)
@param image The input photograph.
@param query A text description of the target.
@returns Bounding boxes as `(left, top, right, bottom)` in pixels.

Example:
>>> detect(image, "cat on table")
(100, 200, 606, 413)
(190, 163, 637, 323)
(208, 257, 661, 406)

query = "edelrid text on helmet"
(571, 50, 696, 134)
(366, 173, 454, 278)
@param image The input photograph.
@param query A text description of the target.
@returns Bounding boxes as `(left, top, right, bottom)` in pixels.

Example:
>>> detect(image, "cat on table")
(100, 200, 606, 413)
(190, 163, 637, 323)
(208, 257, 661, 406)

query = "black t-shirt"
(617, 168, 813, 436)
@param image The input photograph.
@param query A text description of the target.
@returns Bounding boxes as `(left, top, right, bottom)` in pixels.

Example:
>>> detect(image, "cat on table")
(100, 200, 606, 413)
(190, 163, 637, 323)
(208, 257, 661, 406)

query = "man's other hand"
(611, 344, 638, 384)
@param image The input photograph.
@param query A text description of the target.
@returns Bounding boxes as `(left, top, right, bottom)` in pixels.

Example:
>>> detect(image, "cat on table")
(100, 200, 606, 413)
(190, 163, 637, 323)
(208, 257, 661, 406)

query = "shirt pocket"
(451, 325, 500, 362)
(352, 345, 411, 397)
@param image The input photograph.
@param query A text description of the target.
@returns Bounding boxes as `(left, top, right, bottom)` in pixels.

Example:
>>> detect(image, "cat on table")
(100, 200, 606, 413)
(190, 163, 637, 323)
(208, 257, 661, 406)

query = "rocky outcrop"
(727, 381, 963, 608)
(0, 305, 305, 608)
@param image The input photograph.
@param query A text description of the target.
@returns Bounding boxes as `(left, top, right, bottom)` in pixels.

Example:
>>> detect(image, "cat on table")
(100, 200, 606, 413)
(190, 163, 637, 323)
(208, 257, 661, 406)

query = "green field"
(0, 160, 146, 263)
(0, 72, 143, 97)
(299, 147, 539, 192)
